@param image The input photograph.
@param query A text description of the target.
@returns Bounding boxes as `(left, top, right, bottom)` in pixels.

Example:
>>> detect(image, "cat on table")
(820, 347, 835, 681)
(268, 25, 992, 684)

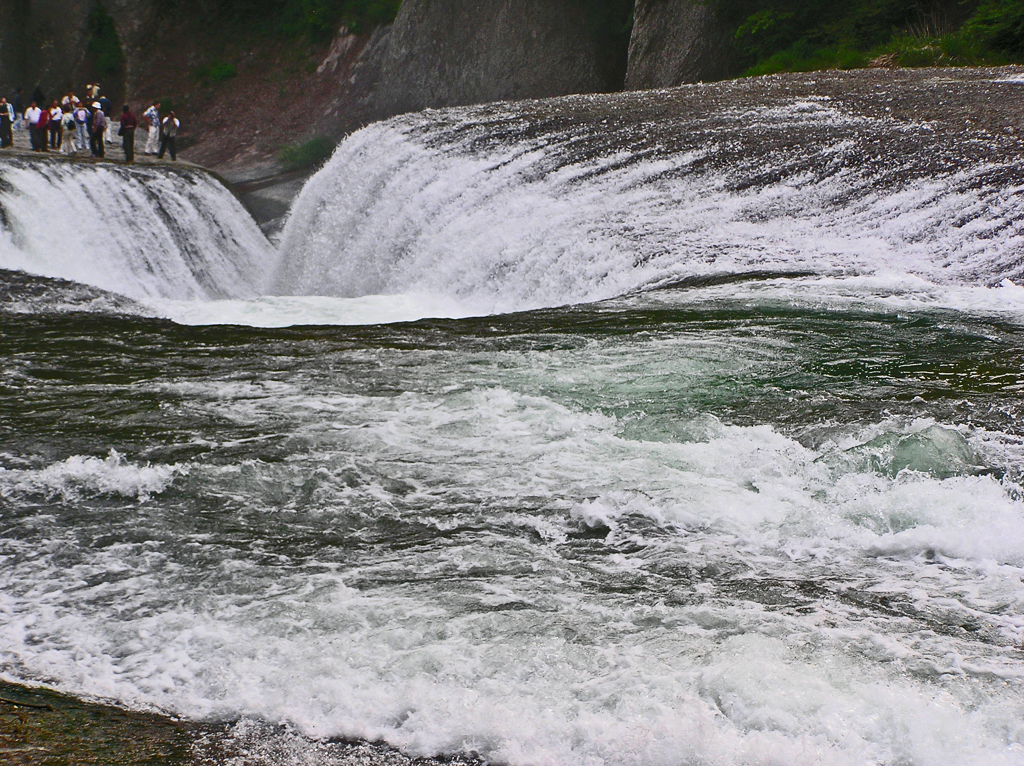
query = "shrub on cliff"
(278, 136, 336, 171)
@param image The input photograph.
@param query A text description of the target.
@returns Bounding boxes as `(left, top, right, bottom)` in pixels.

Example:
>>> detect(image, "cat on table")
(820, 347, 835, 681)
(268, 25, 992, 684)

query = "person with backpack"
(159, 112, 180, 161)
(119, 104, 138, 163)
(61, 106, 77, 155)
(74, 103, 90, 154)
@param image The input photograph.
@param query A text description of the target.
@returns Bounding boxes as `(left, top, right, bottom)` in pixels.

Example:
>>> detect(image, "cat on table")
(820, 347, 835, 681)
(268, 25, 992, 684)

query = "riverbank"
(0, 680, 471, 766)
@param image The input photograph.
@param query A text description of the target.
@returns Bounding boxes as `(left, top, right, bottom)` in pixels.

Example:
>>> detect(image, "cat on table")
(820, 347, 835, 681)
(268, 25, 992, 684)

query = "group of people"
(0, 84, 182, 162)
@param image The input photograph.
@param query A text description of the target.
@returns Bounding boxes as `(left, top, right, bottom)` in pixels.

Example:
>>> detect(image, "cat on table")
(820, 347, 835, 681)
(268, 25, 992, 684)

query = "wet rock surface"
(0, 682, 478, 766)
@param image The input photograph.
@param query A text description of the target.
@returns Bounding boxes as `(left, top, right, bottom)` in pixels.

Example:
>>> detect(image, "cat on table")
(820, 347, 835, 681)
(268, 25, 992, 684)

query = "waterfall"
(275, 83, 1024, 315)
(0, 156, 276, 301)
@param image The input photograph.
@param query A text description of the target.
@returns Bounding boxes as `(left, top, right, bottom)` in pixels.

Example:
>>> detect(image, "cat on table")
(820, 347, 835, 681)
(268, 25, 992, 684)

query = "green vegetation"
(86, 2, 125, 81)
(711, 0, 1024, 75)
(195, 60, 238, 86)
(578, 0, 635, 49)
(577, 0, 635, 85)
(278, 136, 336, 171)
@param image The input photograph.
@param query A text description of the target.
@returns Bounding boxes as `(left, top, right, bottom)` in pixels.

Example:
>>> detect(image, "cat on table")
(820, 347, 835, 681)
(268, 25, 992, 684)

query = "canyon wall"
(357, 0, 624, 119)
(1, 0, 735, 170)
(626, 0, 735, 89)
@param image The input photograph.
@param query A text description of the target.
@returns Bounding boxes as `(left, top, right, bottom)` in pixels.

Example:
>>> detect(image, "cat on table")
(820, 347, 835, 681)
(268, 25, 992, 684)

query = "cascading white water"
(275, 88, 1024, 315)
(0, 156, 276, 301)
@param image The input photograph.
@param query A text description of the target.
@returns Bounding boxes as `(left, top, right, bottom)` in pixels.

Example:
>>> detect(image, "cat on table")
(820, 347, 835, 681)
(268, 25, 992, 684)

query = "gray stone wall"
(1, 0, 156, 104)
(357, 0, 620, 120)
(625, 0, 736, 89)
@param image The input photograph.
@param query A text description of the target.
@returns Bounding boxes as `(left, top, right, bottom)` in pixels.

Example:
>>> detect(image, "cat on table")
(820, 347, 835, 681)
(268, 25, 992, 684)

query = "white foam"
(0, 449, 183, 502)
(0, 159, 276, 301)
(3, 392, 1024, 765)
(144, 292, 485, 327)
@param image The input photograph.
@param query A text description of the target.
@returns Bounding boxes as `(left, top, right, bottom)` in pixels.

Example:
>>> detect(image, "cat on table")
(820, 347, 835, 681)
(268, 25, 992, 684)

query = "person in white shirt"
(74, 105, 90, 154)
(48, 101, 63, 149)
(158, 112, 180, 161)
(143, 101, 160, 155)
(23, 102, 42, 150)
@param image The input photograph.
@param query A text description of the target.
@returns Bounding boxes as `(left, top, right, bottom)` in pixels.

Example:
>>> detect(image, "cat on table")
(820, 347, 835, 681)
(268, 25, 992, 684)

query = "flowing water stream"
(2, 69, 1024, 765)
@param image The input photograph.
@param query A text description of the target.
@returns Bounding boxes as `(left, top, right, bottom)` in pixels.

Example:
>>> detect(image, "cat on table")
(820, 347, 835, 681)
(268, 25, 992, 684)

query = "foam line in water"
(0, 157, 277, 301)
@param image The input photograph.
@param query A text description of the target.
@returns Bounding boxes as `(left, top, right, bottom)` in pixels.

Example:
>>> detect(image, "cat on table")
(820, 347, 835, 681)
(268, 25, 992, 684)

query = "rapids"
(2, 68, 1024, 766)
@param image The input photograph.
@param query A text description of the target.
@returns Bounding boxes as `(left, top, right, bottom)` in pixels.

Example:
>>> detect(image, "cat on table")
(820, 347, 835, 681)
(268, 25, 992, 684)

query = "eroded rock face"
(13, 0, 90, 99)
(358, 0, 621, 120)
(3, 0, 158, 104)
(625, 0, 736, 89)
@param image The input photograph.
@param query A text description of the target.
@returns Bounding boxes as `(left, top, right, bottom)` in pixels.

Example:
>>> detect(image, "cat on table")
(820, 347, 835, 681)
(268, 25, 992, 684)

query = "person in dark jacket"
(119, 104, 137, 163)
(89, 102, 106, 158)
(98, 95, 113, 144)
(158, 112, 180, 161)
(0, 98, 13, 148)
(34, 105, 49, 152)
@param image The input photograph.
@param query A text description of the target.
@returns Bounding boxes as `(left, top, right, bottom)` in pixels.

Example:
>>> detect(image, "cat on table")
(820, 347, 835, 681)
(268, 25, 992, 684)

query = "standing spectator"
(74, 102, 90, 154)
(35, 105, 49, 152)
(143, 101, 161, 155)
(98, 94, 113, 144)
(61, 106, 77, 155)
(119, 104, 137, 163)
(48, 100, 63, 149)
(24, 101, 42, 150)
(12, 88, 24, 131)
(158, 111, 180, 161)
(89, 102, 106, 158)
(0, 98, 13, 148)
(61, 90, 80, 110)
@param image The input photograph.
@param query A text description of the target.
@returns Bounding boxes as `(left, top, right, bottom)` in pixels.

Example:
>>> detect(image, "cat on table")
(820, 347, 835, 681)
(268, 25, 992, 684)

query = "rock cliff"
(2, 0, 734, 173)
(355, 0, 623, 120)
(625, 0, 735, 89)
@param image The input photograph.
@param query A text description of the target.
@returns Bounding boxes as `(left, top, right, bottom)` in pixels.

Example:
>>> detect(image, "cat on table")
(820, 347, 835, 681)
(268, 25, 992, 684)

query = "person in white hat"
(89, 101, 106, 157)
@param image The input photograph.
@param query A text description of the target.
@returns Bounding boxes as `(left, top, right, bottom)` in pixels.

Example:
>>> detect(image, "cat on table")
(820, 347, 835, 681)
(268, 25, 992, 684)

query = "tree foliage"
(86, 2, 125, 80)
(710, 0, 1024, 74)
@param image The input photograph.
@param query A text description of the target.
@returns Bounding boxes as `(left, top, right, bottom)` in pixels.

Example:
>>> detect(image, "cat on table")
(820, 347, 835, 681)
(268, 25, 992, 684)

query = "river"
(2, 68, 1024, 766)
